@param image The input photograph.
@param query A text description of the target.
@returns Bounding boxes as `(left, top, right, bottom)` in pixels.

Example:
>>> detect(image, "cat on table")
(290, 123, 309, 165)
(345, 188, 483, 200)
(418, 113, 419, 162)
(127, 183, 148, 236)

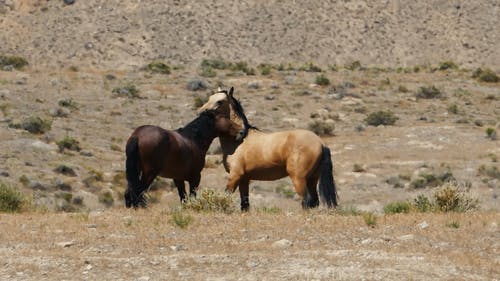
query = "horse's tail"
(125, 136, 141, 208)
(318, 146, 338, 208)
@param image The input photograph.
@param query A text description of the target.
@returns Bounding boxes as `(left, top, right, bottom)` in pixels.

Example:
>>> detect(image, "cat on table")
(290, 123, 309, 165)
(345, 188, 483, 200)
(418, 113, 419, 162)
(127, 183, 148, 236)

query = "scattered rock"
(49, 107, 71, 118)
(56, 241, 75, 248)
(64, 0, 76, 4)
(0, 89, 10, 99)
(3, 65, 13, 71)
(272, 239, 293, 248)
(418, 221, 429, 229)
(170, 245, 185, 251)
(264, 95, 275, 100)
(0, 171, 9, 177)
(186, 79, 208, 91)
(397, 234, 415, 241)
(247, 81, 260, 89)
(80, 150, 93, 157)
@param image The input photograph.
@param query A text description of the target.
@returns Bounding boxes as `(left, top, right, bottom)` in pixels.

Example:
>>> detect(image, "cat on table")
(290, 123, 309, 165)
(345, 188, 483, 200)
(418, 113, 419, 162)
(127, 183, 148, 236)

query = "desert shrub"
(170, 208, 193, 229)
(472, 68, 499, 83)
(98, 191, 114, 207)
(352, 164, 365, 173)
(56, 136, 81, 152)
(315, 74, 330, 86)
(259, 64, 272, 75)
(198, 66, 217, 78)
(438, 61, 458, 71)
(410, 171, 455, 189)
(183, 189, 234, 214)
(329, 64, 338, 71)
(0, 55, 28, 69)
(383, 201, 411, 214)
(187, 78, 208, 91)
(416, 85, 442, 99)
(398, 85, 409, 93)
(362, 212, 377, 227)
(447, 104, 459, 114)
(446, 221, 460, 228)
(10, 117, 52, 134)
(146, 61, 171, 74)
(58, 98, 78, 110)
(336, 205, 361, 216)
(413, 194, 433, 212)
(200, 58, 230, 70)
(300, 62, 322, 72)
(112, 84, 140, 99)
(485, 128, 497, 140)
(0, 182, 27, 213)
(55, 191, 73, 203)
(230, 61, 255, 75)
(433, 182, 478, 212)
(308, 120, 334, 136)
(54, 165, 77, 177)
(478, 165, 500, 180)
(364, 111, 398, 126)
(345, 61, 362, 71)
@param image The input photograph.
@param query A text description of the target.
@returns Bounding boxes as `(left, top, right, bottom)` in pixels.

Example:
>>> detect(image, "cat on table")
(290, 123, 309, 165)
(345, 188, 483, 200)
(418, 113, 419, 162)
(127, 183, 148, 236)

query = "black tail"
(125, 136, 141, 208)
(318, 146, 338, 208)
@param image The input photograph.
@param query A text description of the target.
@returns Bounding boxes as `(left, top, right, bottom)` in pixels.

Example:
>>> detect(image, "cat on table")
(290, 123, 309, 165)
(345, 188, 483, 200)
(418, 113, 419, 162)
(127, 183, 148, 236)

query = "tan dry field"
(1, 0, 500, 280)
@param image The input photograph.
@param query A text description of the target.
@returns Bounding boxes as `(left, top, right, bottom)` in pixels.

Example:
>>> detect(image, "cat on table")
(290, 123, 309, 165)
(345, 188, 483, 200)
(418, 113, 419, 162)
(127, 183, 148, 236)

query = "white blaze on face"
(197, 92, 228, 113)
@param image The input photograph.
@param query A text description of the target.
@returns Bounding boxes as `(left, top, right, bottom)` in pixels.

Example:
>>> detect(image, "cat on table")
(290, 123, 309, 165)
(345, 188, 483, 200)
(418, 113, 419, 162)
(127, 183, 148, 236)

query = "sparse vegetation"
(478, 165, 500, 180)
(9, 117, 52, 134)
(201, 58, 230, 70)
(275, 183, 295, 199)
(308, 120, 334, 136)
(98, 191, 114, 207)
(0, 182, 27, 213)
(352, 164, 365, 173)
(58, 98, 78, 110)
(0, 55, 28, 69)
(438, 61, 458, 71)
(433, 182, 478, 212)
(485, 128, 497, 140)
(397, 85, 409, 93)
(183, 189, 235, 214)
(258, 64, 272, 75)
(447, 104, 459, 114)
(384, 201, 411, 214)
(54, 165, 77, 177)
(187, 79, 208, 91)
(56, 136, 81, 152)
(362, 212, 377, 227)
(300, 62, 322, 72)
(315, 74, 330, 86)
(112, 84, 141, 99)
(345, 61, 362, 71)
(364, 111, 398, 126)
(146, 61, 171, 74)
(170, 208, 193, 229)
(413, 195, 433, 212)
(416, 85, 443, 99)
(198, 66, 217, 78)
(472, 68, 499, 83)
(230, 61, 255, 75)
(446, 221, 460, 228)
(410, 171, 455, 189)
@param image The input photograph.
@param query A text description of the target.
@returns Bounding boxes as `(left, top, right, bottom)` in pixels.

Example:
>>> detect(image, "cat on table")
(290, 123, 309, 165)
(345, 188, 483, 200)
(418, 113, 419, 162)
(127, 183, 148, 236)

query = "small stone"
(80, 151, 93, 157)
(64, 0, 76, 4)
(3, 65, 13, 71)
(264, 95, 275, 100)
(49, 107, 71, 117)
(247, 81, 260, 89)
(361, 238, 372, 245)
(0, 171, 9, 177)
(57, 241, 75, 248)
(84, 42, 93, 50)
(272, 239, 293, 248)
(397, 234, 414, 241)
(418, 221, 429, 229)
(170, 245, 185, 251)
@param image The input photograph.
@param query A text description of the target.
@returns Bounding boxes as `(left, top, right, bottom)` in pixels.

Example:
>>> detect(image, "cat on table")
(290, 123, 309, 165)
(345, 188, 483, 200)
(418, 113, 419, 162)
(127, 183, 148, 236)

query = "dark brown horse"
(198, 88, 338, 211)
(124, 111, 232, 208)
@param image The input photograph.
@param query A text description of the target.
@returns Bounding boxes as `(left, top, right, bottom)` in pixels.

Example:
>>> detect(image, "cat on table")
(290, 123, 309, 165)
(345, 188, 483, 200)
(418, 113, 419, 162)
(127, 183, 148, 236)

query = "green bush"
(230, 61, 255, 75)
(170, 208, 193, 229)
(0, 55, 28, 69)
(345, 61, 362, 71)
(315, 74, 330, 86)
(0, 182, 27, 213)
(447, 104, 459, 114)
(364, 111, 398, 126)
(112, 84, 141, 99)
(416, 85, 442, 99)
(58, 98, 78, 110)
(308, 120, 334, 136)
(183, 189, 234, 213)
(56, 136, 81, 152)
(438, 61, 458, 71)
(413, 195, 433, 212)
(10, 117, 52, 134)
(98, 191, 114, 207)
(259, 64, 272, 75)
(383, 201, 411, 214)
(485, 128, 497, 140)
(300, 62, 322, 72)
(410, 171, 455, 189)
(146, 61, 171, 74)
(201, 58, 230, 70)
(472, 68, 499, 83)
(362, 212, 377, 227)
(198, 66, 217, 78)
(478, 165, 500, 179)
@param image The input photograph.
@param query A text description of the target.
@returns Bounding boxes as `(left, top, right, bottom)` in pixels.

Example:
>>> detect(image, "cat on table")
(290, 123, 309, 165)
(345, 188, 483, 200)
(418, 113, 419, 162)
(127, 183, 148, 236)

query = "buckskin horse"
(197, 87, 338, 211)
(124, 111, 233, 208)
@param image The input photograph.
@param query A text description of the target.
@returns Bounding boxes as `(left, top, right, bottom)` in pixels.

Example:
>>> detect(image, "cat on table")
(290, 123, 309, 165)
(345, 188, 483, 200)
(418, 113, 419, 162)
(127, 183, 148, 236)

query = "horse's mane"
(227, 94, 257, 139)
(177, 111, 216, 143)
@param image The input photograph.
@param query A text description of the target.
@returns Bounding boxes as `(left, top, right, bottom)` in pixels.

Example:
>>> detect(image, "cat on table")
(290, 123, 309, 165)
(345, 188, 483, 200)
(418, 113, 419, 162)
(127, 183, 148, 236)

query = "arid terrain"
(0, 0, 499, 280)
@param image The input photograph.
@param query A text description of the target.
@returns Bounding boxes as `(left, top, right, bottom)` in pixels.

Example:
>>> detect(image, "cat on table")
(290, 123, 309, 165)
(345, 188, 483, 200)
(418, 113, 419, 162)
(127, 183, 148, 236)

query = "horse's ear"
(228, 87, 234, 99)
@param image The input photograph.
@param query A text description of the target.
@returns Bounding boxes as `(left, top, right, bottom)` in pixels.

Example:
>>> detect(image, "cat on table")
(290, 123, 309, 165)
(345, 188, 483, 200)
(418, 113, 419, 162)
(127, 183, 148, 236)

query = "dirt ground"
(0, 209, 499, 281)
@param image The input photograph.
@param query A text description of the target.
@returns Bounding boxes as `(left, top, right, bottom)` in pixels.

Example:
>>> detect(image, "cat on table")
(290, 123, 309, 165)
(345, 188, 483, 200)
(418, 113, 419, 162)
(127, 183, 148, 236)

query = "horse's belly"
(247, 166, 288, 181)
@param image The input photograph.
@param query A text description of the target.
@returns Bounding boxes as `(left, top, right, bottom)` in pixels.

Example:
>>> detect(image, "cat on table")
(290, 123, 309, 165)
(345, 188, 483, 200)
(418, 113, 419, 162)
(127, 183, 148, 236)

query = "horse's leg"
(238, 178, 250, 212)
(188, 174, 201, 198)
(305, 175, 320, 208)
(290, 176, 308, 209)
(136, 170, 157, 208)
(174, 179, 187, 203)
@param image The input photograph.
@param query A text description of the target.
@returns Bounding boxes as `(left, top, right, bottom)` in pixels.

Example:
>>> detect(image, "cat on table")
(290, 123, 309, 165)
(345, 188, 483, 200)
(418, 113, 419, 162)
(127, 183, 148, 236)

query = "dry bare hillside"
(1, 0, 499, 69)
(0, 1, 499, 280)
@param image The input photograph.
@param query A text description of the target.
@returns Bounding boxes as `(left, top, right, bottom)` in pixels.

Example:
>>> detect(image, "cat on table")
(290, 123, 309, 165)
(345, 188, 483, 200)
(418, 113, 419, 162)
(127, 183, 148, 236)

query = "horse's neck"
(219, 135, 242, 172)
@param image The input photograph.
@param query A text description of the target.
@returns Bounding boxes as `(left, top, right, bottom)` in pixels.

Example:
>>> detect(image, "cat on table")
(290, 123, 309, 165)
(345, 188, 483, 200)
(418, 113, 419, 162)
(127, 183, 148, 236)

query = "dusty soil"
(0, 0, 499, 280)
(1, 209, 499, 281)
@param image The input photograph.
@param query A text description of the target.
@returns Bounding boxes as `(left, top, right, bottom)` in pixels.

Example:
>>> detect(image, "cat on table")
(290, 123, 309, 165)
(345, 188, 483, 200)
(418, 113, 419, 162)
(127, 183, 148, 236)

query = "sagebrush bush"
(10, 117, 52, 134)
(56, 136, 81, 152)
(183, 189, 234, 213)
(410, 171, 455, 189)
(472, 68, 499, 83)
(0, 55, 28, 69)
(198, 66, 217, 78)
(230, 61, 255, 75)
(98, 191, 114, 207)
(485, 128, 497, 140)
(315, 74, 330, 86)
(383, 201, 411, 214)
(478, 165, 500, 179)
(416, 85, 442, 99)
(112, 84, 141, 99)
(0, 182, 27, 213)
(170, 208, 193, 229)
(201, 58, 230, 70)
(363, 212, 377, 227)
(438, 61, 458, 71)
(364, 111, 398, 126)
(433, 182, 478, 212)
(308, 120, 335, 136)
(300, 62, 322, 72)
(345, 61, 362, 71)
(146, 61, 171, 74)
(58, 98, 78, 110)
(413, 194, 433, 212)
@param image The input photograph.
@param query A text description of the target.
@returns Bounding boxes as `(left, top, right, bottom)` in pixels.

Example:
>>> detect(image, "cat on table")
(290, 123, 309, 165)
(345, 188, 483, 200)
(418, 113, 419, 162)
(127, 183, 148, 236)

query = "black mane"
(229, 95, 257, 138)
(177, 111, 217, 146)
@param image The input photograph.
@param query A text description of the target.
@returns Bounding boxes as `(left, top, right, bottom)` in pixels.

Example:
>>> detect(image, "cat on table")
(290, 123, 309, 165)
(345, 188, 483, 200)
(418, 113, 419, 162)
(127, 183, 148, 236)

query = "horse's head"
(197, 87, 255, 141)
